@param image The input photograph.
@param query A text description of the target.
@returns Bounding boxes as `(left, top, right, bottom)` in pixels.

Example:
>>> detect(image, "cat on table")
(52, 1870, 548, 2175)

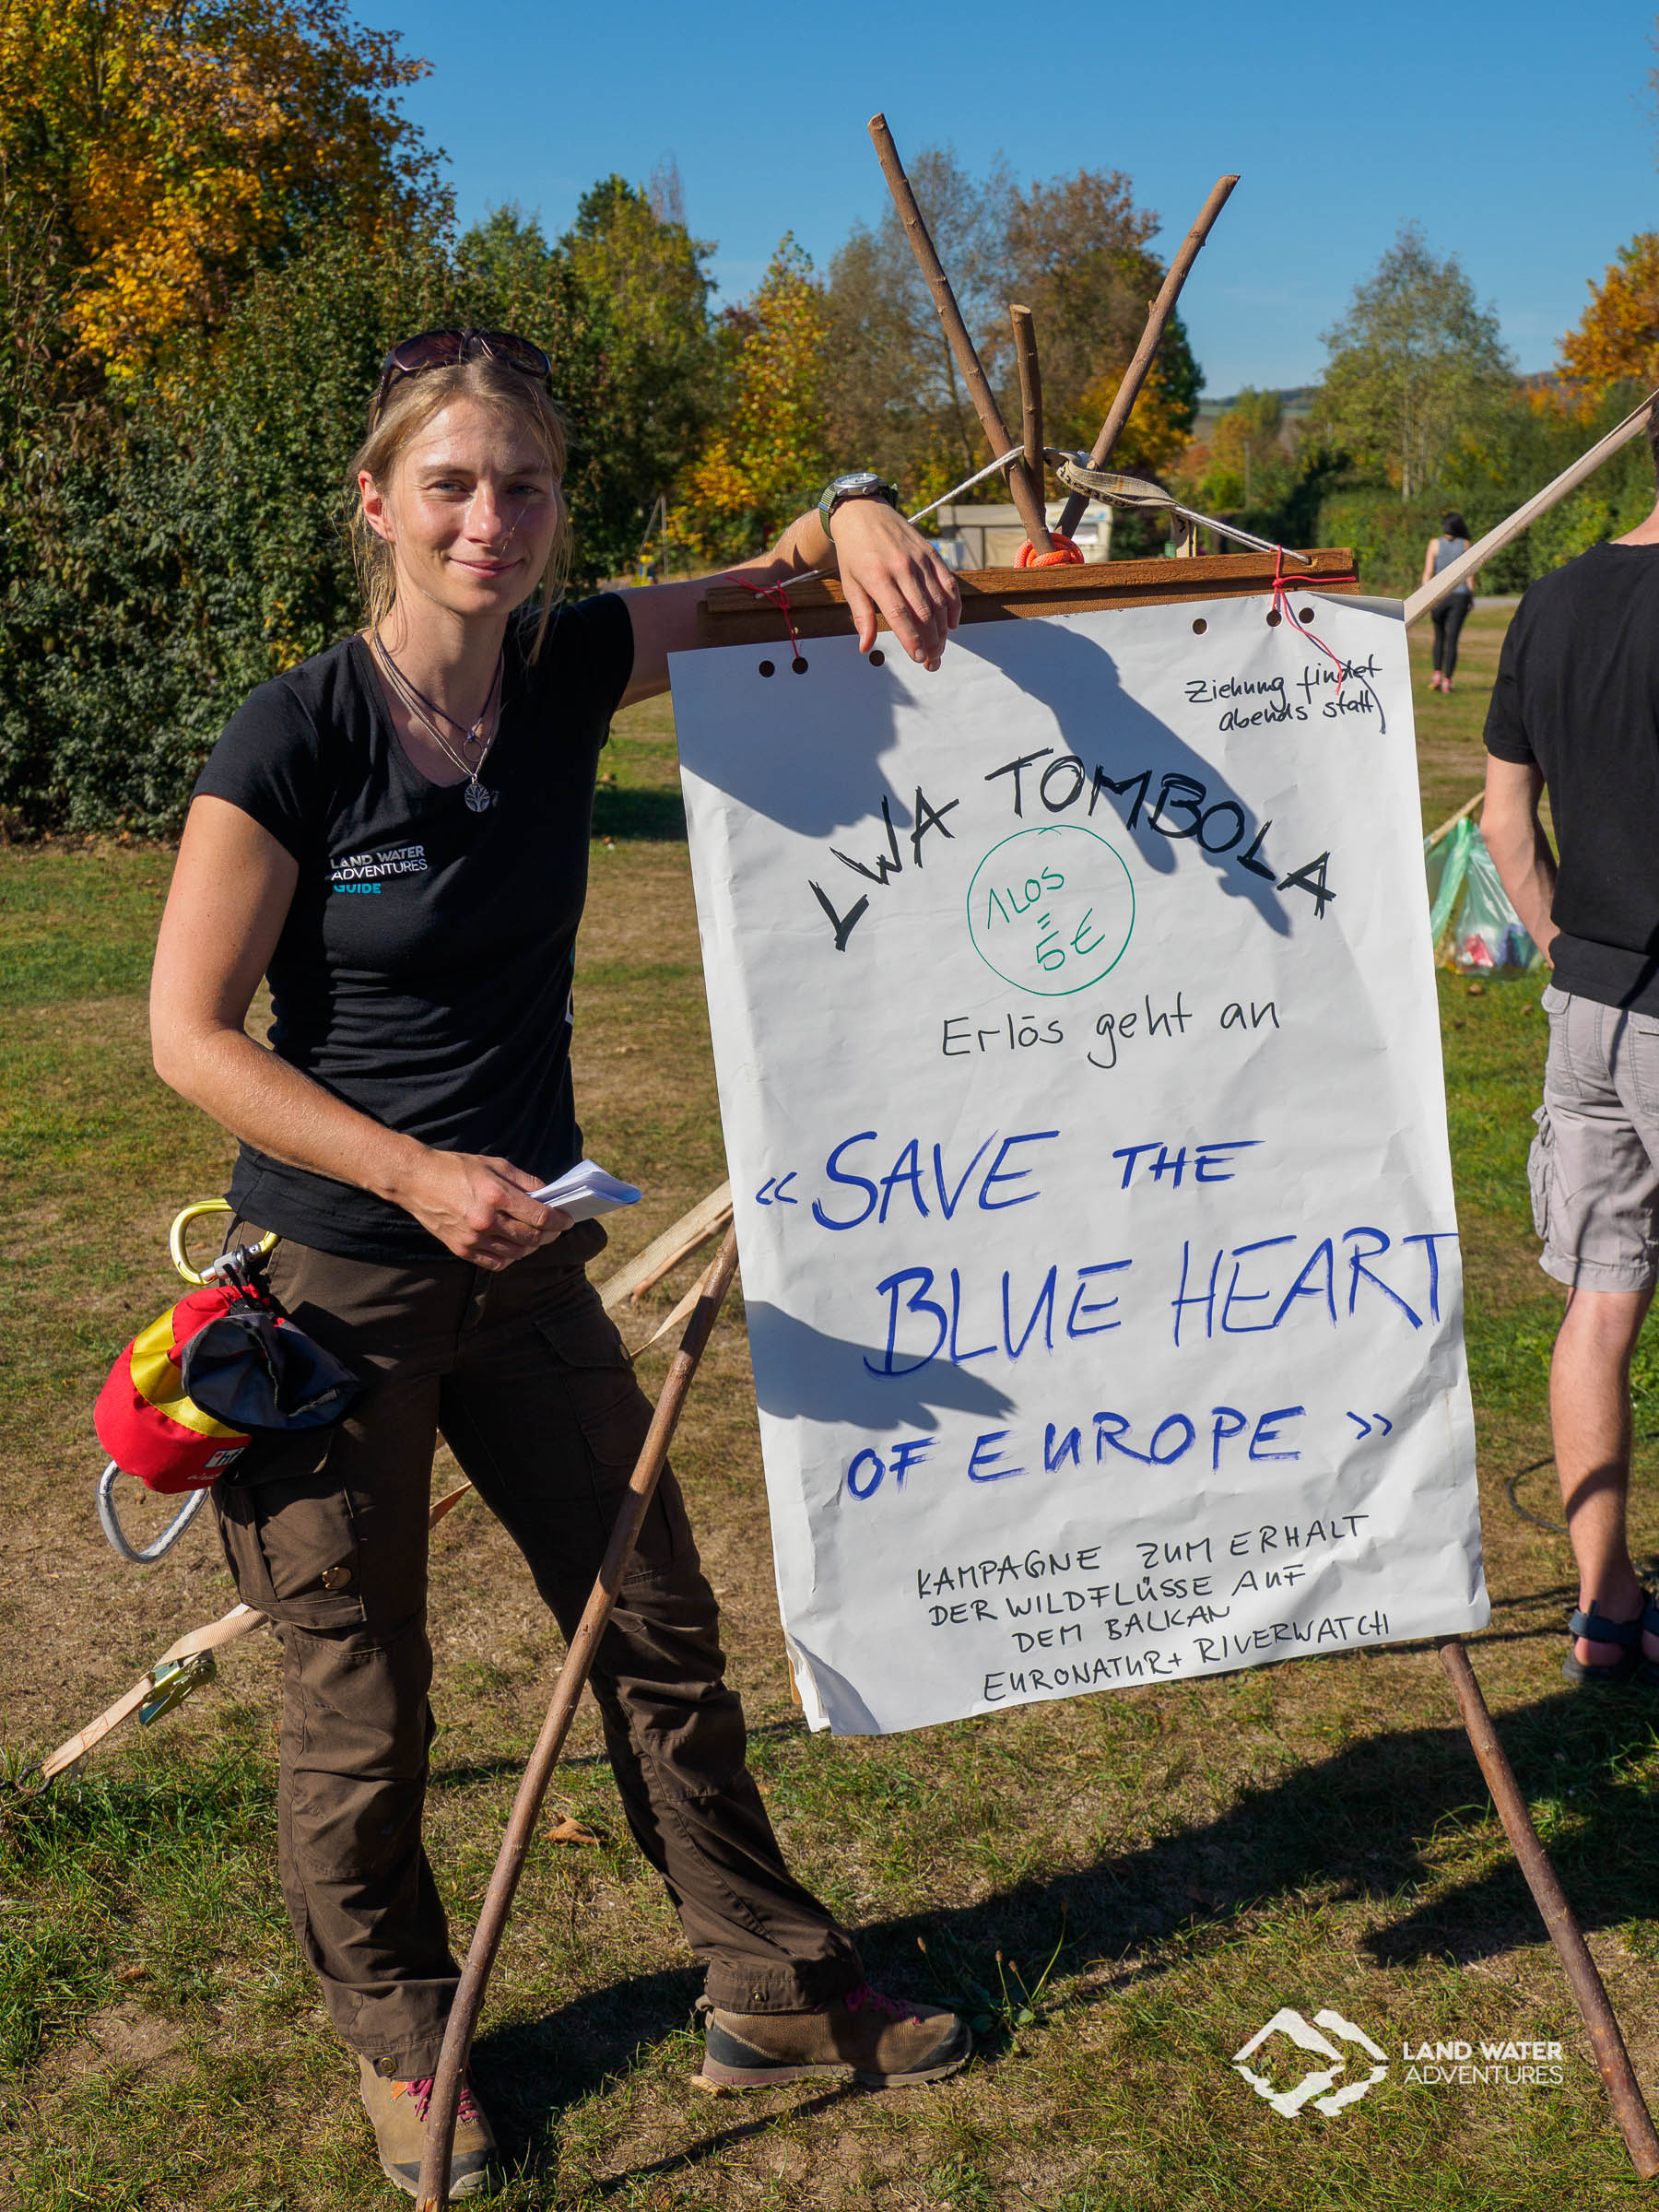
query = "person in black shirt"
(1484, 422, 1659, 1692)
(149, 330, 968, 2197)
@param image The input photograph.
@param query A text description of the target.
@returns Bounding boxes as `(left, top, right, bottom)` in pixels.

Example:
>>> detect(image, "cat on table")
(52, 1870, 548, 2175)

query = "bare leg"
(1553, 1284, 1655, 1666)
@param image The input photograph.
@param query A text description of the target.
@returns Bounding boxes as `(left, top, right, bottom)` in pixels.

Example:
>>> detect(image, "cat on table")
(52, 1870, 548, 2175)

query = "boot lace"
(843, 1983, 919, 2022)
(394, 2073, 481, 2125)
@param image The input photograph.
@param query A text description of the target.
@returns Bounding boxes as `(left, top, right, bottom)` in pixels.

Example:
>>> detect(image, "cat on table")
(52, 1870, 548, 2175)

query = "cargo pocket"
(1527, 1103, 1554, 1242)
(1627, 1012, 1659, 1117)
(532, 1297, 687, 1564)
(213, 1448, 367, 1630)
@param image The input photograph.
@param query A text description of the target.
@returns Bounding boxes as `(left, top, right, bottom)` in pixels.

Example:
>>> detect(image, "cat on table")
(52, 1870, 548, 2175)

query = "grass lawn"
(7, 602, 1659, 2210)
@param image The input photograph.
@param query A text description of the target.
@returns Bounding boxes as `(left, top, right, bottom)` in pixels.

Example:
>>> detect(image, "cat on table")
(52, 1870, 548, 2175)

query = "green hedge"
(1313, 495, 1446, 596)
(1315, 397, 1657, 598)
(1, 220, 700, 838)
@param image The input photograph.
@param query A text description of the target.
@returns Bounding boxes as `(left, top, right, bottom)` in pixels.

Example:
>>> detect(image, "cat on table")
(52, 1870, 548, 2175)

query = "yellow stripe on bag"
(128, 1308, 245, 1441)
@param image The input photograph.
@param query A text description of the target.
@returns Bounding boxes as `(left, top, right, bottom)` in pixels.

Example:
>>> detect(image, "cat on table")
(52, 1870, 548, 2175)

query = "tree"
(823, 148, 1009, 502)
(671, 238, 831, 561)
(556, 178, 719, 568)
(992, 169, 1200, 473)
(820, 149, 1200, 504)
(1312, 224, 1513, 497)
(1559, 233, 1659, 388)
(1183, 387, 1296, 513)
(0, 0, 442, 384)
(447, 192, 720, 582)
(0, 194, 681, 834)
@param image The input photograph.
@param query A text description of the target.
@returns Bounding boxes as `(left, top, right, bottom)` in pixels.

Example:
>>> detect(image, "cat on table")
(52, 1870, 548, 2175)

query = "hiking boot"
(698, 1983, 971, 2090)
(357, 2053, 497, 2199)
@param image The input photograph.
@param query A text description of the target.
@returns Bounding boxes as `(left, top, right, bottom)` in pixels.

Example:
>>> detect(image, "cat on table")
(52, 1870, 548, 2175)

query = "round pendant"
(465, 781, 494, 813)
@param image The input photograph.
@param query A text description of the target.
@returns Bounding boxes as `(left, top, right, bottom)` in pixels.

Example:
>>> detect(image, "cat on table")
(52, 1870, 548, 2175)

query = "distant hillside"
(1192, 370, 1561, 444)
(1190, 386, 1316, 441)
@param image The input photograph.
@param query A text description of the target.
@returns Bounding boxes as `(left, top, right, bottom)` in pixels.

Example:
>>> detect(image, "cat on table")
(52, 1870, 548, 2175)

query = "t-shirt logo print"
(328, 842, 429, 897)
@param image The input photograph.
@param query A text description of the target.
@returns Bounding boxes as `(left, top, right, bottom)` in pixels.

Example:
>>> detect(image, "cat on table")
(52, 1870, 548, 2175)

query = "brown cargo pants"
(212, 1220, 861, 2077)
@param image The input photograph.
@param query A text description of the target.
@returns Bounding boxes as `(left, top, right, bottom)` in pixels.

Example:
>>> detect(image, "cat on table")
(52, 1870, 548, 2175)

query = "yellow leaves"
(1559, 233, 1659, 392)
(1075, 354, 1192, 481)
(1, 0, 440, 382)
(671, 239, 832, 559)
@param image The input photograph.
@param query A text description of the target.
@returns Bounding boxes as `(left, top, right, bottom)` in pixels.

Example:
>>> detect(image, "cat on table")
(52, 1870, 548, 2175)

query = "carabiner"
(169, 1199, 277, 1287)
(97, 1461, 211, 1563)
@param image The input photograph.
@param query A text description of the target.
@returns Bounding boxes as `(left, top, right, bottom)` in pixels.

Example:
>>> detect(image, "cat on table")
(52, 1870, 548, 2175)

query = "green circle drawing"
(965, 825, 1135, 997)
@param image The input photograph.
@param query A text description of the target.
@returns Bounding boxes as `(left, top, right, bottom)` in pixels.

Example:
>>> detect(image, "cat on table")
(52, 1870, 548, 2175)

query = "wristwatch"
(819, 470, 900, 538)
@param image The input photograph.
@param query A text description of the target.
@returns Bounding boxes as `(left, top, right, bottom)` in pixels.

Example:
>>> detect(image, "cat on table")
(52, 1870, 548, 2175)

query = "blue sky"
(382, 1, 1658, 398)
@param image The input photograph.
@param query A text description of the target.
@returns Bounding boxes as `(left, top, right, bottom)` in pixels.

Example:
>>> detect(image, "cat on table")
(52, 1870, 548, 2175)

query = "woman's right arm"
(1420, 537, 1438, 588)
(150, 797, 567, 1268)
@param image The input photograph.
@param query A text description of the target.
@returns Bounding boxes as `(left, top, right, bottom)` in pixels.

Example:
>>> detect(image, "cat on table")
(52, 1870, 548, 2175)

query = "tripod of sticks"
(867, 115, 1240, 563)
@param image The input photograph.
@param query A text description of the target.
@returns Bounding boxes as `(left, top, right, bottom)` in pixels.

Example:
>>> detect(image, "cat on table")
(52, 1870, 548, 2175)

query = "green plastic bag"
(1423, 813, 1543, 976)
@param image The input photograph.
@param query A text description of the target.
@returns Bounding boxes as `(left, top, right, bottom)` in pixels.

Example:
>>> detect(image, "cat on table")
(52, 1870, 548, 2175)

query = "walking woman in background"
(1422, 509, 1478, 692)
(148, 328, 967, 2199)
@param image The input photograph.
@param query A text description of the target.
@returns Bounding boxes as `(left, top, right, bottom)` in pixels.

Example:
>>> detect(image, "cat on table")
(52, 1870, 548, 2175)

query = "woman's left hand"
(829, 500, 960, 670)
(621, 496, 962, 704)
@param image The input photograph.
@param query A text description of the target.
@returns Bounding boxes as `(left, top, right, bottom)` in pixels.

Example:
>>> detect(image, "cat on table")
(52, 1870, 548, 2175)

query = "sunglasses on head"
(371, 328, 554, 421)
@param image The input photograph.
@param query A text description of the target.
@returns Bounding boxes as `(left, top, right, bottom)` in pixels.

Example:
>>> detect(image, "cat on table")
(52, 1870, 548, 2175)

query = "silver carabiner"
(96, 1461, 211, 1564)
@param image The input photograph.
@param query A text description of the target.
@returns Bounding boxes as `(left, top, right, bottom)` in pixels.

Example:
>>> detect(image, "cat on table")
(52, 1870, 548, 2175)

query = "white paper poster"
(669, 592, 1487, 1735)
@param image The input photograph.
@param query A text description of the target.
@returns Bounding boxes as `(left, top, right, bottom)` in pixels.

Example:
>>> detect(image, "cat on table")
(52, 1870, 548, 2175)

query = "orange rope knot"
(1017, 534, 1085, 569)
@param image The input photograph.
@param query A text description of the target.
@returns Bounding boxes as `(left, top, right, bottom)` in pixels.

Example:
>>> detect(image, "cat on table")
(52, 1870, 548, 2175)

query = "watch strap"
(819, 474, 900, 538)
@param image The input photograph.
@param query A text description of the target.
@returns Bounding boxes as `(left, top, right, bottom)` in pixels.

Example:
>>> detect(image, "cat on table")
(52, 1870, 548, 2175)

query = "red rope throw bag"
(96, 1236, 359, 1494)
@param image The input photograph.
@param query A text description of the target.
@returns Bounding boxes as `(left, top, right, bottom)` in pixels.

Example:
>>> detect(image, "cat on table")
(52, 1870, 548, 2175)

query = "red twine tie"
(1017, 533, 1085, 569)
(734, 577, 804, 662)
(1267, 548, 1382, 729)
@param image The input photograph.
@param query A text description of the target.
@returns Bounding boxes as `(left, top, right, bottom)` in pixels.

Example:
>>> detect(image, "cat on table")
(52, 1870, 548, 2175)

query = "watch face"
(834, 471, 881, 495)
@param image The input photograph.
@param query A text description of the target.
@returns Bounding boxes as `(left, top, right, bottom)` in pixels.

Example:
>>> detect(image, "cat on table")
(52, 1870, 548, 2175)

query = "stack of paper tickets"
(531, 1159, 642, 1222)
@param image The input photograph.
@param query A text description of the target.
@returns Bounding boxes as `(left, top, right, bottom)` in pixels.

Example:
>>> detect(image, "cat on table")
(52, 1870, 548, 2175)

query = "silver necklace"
(371, 632, 503, 812)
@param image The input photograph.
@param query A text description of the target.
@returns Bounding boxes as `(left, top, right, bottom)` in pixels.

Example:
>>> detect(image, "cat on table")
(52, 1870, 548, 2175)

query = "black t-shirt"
(192, 594, 634, 1262)
(1484, 541, 1659, 1014)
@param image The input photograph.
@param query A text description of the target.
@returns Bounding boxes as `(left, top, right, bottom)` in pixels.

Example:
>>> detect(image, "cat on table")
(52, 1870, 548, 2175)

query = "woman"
(1420, 509, 1478, 693)
(150, 328, 967, 2200)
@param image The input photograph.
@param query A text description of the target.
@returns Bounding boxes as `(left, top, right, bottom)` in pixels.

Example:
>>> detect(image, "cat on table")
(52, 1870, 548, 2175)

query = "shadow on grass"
(592, 787, 686, 841)
(432, 1720, 806, 1794)
(470, 1661, 1659, 2187)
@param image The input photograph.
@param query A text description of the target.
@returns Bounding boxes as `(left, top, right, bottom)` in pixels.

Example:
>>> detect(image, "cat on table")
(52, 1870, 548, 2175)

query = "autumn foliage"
(22, 4, 1657, 832)
(1559, 233, 1659, 392)
(0, 0, 439, 381)
(672, 239, 831, 559)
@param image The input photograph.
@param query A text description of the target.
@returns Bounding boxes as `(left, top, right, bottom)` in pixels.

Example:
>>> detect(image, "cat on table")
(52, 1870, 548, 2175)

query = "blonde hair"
(346, 355, 571, 661)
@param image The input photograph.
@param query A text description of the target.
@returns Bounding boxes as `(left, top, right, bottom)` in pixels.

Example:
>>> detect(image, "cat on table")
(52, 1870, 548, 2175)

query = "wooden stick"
(1425, 790, 1483, 845)
(636, 1245, 724, 1354)
(1440, 1639, 1659, 2179)
(417, 1226, 742, 2210)
(599, 1182, 733, 1313)
(1055, 173, 1241, 542)
(1405, 388, 1659, 623)
(867, 113, 1050, 547)
(42, 1475, 482, 1783)
(1010, 305, 1053, 552)
(697, 547, 1361, 647)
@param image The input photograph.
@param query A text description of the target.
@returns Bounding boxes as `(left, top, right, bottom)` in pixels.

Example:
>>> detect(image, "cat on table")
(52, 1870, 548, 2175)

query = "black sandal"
(1562, 1600, 1647, 1687)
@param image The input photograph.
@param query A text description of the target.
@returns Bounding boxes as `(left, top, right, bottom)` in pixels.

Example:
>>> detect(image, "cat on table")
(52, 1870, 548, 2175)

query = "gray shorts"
(1531, 982, 1659, 1291)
